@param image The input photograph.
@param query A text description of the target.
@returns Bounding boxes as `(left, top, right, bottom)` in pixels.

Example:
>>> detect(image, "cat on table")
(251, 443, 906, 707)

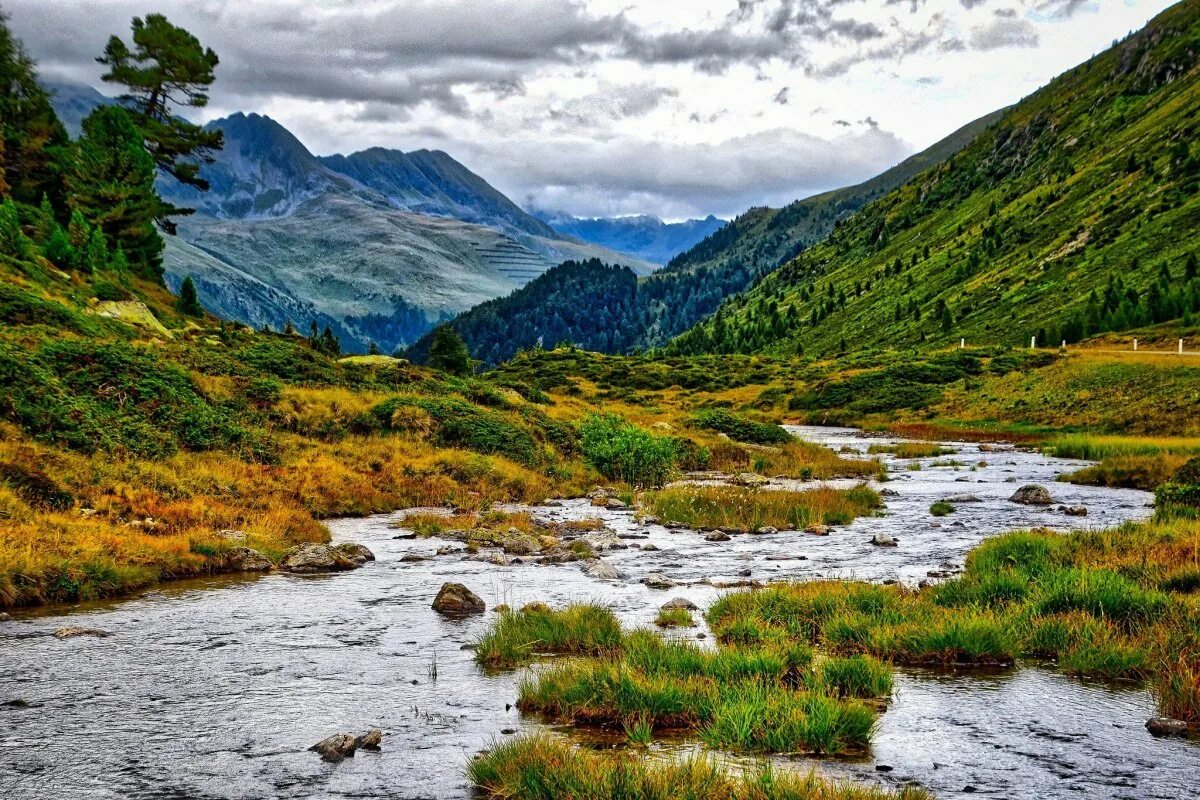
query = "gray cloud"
(969, 16, 1039, 49)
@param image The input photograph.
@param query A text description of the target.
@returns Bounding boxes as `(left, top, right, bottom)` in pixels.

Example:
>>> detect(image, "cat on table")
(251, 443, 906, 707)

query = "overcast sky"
(4, 0, 1178, 220)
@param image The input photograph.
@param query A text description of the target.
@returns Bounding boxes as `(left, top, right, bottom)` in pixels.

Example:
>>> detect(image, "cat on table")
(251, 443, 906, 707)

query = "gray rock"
(356, 729, 383, 750)
(580, 530, 621, 552)
(751, 526, 779, 535)
(605, 498, 628, 510)
(1009, 484, 1054, 505)
(806, 523, 831, 536)
(943, 495, 982, 504)
(705, 531, 731, 542)
(216, 529, 247, 542)
(1146, 717, 1189, 737)
(642, 573, 677, 590)
(432, 582, 486, 616)
(661, 597, 699, 611)
(0, 612, 12, 622)
(1063, 505, 1088, 517)
(541, 499, 565, 508)
(581, 559, 623, 580)
(280, 543, 374, 573)
(467, 552, 512, 566)
(221, 547, 272, 572)
(731, 472, 769, 487)
(310, 733, 359, 762)
(641, 543, 660, 552)
(53, 626, 110, 639)
(871, 533, 898, 547)
(501, 533, 542, 556)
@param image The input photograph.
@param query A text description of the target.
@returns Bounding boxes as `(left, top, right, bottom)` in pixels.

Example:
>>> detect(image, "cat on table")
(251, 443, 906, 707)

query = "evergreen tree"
(43, 224, 73, 268)
(0, 196, 31, 258)
(176, 275, 202, 316)
(1187, 253, 1198, 282)
(98, 14, 223, 232)
(68, 106, 163, 279)
(0, 14, 70, 209)
(368, 341, 381, 356)
(82, 227, 108, 273)
(428, 325, 472, 376)
(319, 325, 340, 357)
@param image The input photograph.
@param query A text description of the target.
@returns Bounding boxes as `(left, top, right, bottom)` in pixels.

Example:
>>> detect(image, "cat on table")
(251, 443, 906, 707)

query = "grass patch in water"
(469, 734, 933, 800)
(641, 484, 880, 532)
(867, 442, 956, 458)
(929, 501, 955, 517)
(474, 604, 622, 669)
(654, 607, 695, 627)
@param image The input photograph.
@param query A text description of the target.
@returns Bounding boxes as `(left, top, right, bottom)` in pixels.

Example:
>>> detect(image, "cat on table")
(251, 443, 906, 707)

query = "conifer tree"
(98, 14, 222, 232)
(176, 275, 202, 316)
(428, 325, 472, 376)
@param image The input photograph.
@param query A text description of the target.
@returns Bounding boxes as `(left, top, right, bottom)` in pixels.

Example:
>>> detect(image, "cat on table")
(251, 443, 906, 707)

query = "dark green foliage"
(427, 324, 472, 375)
(98, 13, 222, 230)
(364, 396, 540, 465)
(0, 461, 73, 510)
(176, 275, 202, 316)
(0, 338, 258, 458)
(690, 408, 793, 445)
(578, 413, 678, 488)
(0, 282, 98, 334)
(67, 106, 163, 279)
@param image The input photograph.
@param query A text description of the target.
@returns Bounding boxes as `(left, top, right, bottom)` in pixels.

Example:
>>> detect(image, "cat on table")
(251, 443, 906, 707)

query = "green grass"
(641, 484, 881, 531)
(689, 408, 793, 445)
(654, 607, 695, 628)
(868, 443, 956, 458)
(469, 735, 934, 800)
(1044, 434, 1200, 461)
(474, 605, 623, 669)
(929, 500, 955, 516)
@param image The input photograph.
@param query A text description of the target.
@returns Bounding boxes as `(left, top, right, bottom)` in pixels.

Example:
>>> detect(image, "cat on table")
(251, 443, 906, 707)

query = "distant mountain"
(671, 0, 1200, 356)
(536, 212, 725, 265)
(46, 85, 654, 353)
(411, 107, 1003, 366)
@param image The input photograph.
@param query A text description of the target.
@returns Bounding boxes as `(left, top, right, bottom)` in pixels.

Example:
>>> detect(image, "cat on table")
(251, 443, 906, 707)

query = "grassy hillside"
(410, 109, 1001, 367)
(672, 1, 1200, 357)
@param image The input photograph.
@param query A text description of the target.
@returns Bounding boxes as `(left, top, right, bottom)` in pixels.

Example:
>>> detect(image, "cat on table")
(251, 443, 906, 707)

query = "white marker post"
(1133, 339, 1138, 352)
(1061, 340, 1067, 350)
(1181, 339, 1186, 355)
(1031, 336, 1036, 349)
(960, 338, 965, 350)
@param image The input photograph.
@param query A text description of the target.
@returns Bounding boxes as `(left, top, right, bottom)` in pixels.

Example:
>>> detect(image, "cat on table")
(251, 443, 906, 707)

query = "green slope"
(671, 0, 1200, 357)
(409, 108, 1000, 367)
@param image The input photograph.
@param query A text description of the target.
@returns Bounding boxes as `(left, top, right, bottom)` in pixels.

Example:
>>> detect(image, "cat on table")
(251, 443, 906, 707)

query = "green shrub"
(578, 413, 678, 488)
(689, 408, 793, 445)
(929, 500, 955, 516)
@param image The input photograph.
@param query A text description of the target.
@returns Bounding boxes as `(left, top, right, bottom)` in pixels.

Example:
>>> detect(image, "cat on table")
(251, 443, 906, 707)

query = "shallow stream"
(2, 426, 1196, 799)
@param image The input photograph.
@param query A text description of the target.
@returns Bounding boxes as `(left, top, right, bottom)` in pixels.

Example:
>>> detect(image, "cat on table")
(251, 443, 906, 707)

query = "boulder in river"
(751, 526, 779, 535)
(432, 583, 486, 616)
(581, 559, 623, 580)
(220, 547, 272, 572)
(871, 533, 898, 547)
(806, 523, 831, 536)
(943, 495, 982, 504)
(704, 530, 731, 542)
(661, 597, 699, 611)
(309, 733, 359, 762)
(731, 472, 769, 487)
(356, 729, 383, 750)
(53, 626, 110, 639)
(1009, 484, 1054, 505)
(579, 530, 621, 552)
(1146, 717, 1189, 737)
(280, 543, 375, 573)
(0, 612, 11, 622)
(642, 573, 677, 590)
(1062, 505, 1088, 517)
(501, 532, 542, 556)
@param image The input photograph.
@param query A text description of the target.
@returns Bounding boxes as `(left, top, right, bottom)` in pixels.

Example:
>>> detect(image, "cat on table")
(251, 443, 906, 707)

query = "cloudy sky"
(4, 0, 1178, 220)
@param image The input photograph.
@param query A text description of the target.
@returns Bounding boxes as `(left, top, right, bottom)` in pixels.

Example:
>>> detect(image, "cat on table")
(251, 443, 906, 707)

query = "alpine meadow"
(2, 2, 1200, 800)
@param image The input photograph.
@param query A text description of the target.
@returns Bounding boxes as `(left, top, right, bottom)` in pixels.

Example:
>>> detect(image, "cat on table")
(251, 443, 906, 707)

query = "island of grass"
(641, 484, 881, 532)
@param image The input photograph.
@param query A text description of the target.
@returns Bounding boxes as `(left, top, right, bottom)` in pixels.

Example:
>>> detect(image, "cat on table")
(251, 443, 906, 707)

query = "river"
(2, 426, 1196, 799)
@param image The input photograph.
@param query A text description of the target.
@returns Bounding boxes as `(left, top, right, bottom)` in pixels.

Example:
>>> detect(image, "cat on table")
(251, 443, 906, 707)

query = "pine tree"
(82, 227, 108, 273)
(428, 325, 472, 376)
(176, 275, 202, 316)
(98, 14, 222, 232)
(0, 196, 31, 258)
(319, 326, 340, 357)
(43, 224, 73, 268)
(68, 106, 163, 279)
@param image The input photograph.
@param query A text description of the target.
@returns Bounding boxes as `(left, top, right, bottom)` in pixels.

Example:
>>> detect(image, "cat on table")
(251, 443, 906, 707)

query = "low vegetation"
(867, 442, 956, 459)
(474, 605, 623, 669)
(469, 735, 932, 800)
(641, 484, 881, 532)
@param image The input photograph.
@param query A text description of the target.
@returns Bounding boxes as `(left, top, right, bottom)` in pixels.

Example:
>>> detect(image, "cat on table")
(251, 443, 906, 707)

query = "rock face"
(280, 542, 374, 573)
(220, 547, 272, 572)
(1009, 484, 1054, 505)
(581, 559, 622, 580)
(432, 583, 486, 616)
(53, 626, 110, 639)
(1146, 717, 1189, 737)
(661, 597, 699, 611)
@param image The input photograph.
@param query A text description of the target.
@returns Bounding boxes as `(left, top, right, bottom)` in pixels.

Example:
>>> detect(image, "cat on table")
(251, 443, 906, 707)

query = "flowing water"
(2, 426, 1196, 799)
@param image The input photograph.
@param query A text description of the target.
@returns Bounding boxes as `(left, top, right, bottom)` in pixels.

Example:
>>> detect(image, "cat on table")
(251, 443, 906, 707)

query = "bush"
(689, 408, 793, 445)
(578, 414, 678, 488)
(0, 462, 73, 510)
(367, 396, 541, 466)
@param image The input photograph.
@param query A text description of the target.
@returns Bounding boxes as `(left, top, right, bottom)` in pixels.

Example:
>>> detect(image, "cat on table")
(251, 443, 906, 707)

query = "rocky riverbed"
(1, 426, 1195, 799)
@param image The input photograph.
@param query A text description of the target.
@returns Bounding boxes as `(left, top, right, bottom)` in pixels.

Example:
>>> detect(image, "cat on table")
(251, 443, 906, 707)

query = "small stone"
(705, 531, 731, 542)
(310, 733, 358, 762)
(581, 559, 623, 580)
(355, 729, 383, 750)
(738, 568, 752, 577)
(432, 583, 486, 616)
(220, 547, 273, 572)
(875, 765, 894, 773)
(731, 472, 769, 487)
(500, 728, 517, 735)
(542, 499, 564, 508)
(752, 526, 779, 535)
(53, 626, 110, 639)
(943, 495, 982, 503)
(0, 612, 12, 622)
(661, 597, 699, 611)
(216, 529, 247, 542)
(641, 543, 660, 552)
(1063, 505, 1088, 517)
(642, 573, 677, 589)
(1146, 717, 1189, 737)
(400, 554, 427, 563)
(605, 498, 628, 510)
(806, 523, 831, 536)
(871, 533, 898, 547)
(1009, 484, 1054, 505)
